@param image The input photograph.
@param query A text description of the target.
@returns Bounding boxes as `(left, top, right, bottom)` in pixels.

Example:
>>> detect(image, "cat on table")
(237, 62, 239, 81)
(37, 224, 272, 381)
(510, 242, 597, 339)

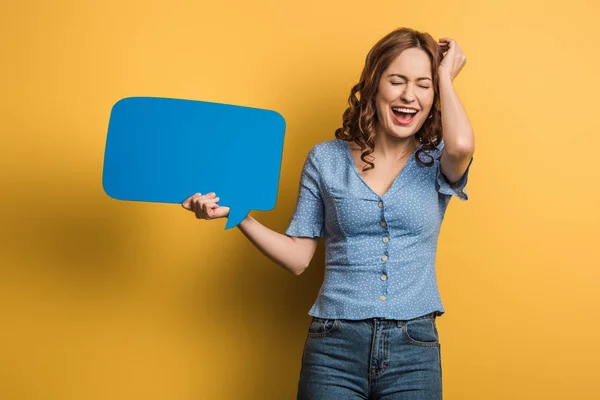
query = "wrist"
(438, 73, 453, 86)
(237, 213, 252, 227)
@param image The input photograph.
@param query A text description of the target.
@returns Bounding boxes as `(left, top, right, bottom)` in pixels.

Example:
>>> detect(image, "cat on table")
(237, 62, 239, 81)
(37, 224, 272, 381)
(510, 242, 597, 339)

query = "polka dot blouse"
(285, 138, 474, 320)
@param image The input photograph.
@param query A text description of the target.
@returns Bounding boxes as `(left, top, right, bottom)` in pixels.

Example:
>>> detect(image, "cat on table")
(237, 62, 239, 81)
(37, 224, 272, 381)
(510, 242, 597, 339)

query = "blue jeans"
(297, 312, 442, 399)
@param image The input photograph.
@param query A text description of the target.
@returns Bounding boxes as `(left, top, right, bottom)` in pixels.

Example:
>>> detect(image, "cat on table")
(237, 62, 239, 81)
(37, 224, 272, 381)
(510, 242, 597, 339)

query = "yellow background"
(1, 0, 599, 398)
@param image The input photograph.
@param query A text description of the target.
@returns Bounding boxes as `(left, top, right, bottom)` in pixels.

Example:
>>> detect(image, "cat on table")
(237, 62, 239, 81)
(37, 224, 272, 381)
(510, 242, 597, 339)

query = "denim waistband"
(409, 311, 438, 321)
(371, 311, 438, 323)
(314, 311, 440, 324)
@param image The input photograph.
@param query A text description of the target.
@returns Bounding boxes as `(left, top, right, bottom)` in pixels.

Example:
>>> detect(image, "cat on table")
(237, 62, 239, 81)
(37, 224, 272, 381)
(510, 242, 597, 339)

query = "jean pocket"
(402, 317, 439, 347)
(307, 317, 340, 338)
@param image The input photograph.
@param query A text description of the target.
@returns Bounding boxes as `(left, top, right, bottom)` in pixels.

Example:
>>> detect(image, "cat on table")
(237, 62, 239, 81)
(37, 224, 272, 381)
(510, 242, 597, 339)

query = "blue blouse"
(285, 138, 474, 320)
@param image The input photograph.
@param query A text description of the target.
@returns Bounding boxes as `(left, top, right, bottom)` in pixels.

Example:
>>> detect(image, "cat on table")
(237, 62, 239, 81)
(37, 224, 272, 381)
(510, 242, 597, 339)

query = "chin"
(387, 120, 424, 138)
(384, 131, 416, 142)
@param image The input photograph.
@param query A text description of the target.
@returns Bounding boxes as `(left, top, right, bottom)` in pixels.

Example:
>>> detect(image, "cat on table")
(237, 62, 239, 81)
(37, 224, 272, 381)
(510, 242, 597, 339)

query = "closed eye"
(391, 82, 430, 89)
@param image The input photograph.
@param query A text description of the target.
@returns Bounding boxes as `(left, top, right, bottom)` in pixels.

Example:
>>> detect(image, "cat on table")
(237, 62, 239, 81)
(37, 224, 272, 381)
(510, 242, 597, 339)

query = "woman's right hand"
(181, 192, 230, 220)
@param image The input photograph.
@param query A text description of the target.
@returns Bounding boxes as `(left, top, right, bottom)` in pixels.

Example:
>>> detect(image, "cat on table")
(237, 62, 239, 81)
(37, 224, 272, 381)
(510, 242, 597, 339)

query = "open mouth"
(391, 107, 418, 124)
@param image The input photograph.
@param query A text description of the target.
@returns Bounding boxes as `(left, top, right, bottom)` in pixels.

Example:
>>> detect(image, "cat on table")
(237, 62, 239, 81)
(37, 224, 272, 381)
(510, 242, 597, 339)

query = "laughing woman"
(182, 27, 475, 400)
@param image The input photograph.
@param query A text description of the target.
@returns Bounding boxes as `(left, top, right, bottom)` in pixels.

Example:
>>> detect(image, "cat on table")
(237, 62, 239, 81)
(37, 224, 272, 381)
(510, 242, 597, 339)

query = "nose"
(400, 83, 416, 103)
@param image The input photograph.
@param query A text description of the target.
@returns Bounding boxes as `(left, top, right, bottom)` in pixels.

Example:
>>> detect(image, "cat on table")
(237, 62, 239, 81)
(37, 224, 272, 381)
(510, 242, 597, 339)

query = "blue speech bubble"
(102, 97, 286, 229)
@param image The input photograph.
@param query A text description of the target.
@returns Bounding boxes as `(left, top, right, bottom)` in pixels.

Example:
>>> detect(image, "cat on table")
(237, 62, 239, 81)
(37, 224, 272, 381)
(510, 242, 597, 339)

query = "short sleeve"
(434, 141, 474, 201)
(285, 147, 325, 237)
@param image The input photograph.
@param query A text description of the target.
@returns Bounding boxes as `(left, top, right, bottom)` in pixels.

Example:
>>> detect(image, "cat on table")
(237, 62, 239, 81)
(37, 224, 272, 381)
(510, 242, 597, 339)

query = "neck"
(373, 132, 420, 161)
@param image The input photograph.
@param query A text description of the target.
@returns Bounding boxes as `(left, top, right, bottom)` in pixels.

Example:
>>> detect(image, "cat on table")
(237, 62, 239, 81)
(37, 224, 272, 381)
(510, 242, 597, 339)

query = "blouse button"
(378, 201, 384, 208)
(383, 237, 389, 243)
(381, 255, 388, 262)
(381, 274, 387, 281)
(380, 221, 387, 228)
(380, 295, 386, 301)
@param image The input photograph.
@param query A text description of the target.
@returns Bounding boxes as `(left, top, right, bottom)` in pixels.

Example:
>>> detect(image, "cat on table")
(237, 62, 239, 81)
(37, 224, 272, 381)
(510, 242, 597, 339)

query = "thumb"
(215, 206, 230, 219)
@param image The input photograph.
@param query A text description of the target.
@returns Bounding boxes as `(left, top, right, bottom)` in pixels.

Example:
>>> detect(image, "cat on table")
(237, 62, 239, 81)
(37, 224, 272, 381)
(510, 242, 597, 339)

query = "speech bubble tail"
(225, 208, 250, 230)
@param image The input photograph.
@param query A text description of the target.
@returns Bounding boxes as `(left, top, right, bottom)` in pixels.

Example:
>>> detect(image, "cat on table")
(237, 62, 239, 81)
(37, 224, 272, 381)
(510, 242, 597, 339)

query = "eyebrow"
(388, 74, 432, 82)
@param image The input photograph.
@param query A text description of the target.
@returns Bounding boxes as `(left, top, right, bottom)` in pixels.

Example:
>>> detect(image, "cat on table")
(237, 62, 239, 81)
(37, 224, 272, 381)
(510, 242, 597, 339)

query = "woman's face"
(374, 47, 435, 141)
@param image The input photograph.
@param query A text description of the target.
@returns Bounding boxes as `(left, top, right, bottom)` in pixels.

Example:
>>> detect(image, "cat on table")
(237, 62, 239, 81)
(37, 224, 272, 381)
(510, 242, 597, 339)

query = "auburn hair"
(335, 27, 443, 170)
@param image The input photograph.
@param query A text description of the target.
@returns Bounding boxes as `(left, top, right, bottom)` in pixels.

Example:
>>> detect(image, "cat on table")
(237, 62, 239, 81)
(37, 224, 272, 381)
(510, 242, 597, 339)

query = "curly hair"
(335, 27, 443, 171)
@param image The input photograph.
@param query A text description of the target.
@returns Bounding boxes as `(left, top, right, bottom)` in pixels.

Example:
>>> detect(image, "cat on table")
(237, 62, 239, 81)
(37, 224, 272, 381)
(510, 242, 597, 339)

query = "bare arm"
(437, 39, 475, 184)
(182, 192, 319, 276)
(237, 214, 319, 276)
(438, 75, 475, 184)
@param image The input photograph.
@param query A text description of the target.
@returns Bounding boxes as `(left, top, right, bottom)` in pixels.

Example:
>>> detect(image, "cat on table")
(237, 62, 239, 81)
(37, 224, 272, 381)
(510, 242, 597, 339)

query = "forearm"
(439, 75, 475, 154)
(236, 214, 308, 275)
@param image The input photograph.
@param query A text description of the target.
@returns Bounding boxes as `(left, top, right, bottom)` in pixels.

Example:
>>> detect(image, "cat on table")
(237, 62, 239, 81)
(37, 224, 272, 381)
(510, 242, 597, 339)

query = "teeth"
(392, 107, 417, 114)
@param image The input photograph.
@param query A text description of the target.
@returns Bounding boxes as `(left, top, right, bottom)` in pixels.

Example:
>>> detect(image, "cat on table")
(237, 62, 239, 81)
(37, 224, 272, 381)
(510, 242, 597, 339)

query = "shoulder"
(307, 139, 348, 164)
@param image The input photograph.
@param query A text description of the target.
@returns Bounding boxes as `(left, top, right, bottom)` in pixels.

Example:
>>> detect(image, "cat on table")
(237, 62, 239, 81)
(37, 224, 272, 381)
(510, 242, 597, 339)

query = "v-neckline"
(343, 139, 423, 199)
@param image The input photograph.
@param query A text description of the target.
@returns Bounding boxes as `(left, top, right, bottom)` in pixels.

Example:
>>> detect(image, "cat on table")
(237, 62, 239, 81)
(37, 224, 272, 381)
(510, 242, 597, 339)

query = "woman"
(182, 27, 475, 399)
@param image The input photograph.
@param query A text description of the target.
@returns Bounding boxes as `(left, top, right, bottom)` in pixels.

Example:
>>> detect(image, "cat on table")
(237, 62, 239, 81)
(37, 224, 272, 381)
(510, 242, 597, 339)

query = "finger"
(190, 194, 202, 210)
(196, 204, 207, 219)
(182, 193, 200, 209)
(204, 198, 220, 208)
(201, 195, 219, 204)
(439, 39, 454, 49)
(198, 196, 219, 209)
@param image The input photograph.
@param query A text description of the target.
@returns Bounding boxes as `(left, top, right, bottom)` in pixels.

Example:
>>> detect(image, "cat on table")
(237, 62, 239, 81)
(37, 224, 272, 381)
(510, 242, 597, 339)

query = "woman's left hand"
(437, 38, 466, 82)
